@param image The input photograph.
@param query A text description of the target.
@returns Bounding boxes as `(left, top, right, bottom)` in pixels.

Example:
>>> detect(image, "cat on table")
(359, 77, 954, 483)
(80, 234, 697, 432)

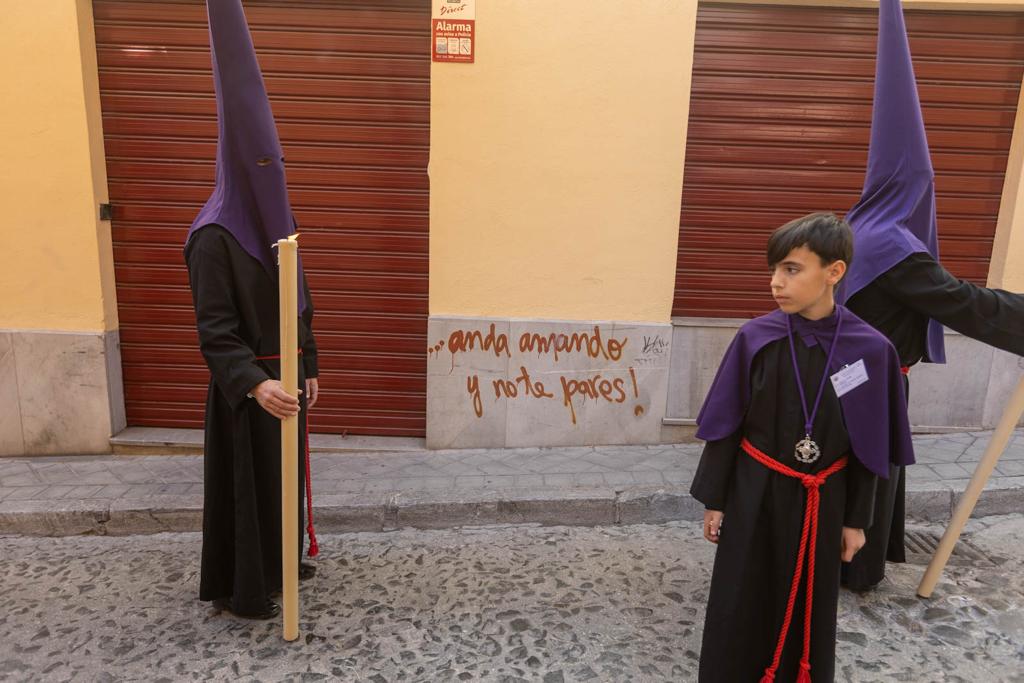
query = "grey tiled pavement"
(1, 430, 1023, 535)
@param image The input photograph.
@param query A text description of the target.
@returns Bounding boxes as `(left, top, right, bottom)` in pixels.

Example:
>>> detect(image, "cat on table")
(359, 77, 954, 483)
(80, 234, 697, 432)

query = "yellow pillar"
(0, 0, 123, 455)
(989, 74, 1024, 291)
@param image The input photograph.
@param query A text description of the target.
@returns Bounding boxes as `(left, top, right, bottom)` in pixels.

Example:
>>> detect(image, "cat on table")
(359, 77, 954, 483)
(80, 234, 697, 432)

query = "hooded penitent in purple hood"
(839, 0, 943, 362)
(186, 0, 306, 312)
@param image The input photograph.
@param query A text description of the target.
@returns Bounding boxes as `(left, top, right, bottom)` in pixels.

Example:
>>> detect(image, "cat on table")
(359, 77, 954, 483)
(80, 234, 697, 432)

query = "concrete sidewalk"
(1, 430, 1023, 536)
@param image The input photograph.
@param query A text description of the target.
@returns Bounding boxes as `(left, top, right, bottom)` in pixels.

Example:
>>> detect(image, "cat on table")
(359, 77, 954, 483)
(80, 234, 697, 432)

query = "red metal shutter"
(95, 0, 430, 436)
(675, 4, 1024, 318)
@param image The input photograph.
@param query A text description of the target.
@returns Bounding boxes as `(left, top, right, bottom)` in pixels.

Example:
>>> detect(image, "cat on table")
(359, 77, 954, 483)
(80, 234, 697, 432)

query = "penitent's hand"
(841, 527, 866, 562)
(704, 510, 724, 544)
(305, 377, 319, 409)
(252, 379, 301, 420)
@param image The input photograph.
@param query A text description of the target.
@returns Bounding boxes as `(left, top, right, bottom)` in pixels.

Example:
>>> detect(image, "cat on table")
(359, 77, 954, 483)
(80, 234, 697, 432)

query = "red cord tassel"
(304, 410, 318, 557)
(797, 662, 812, 683)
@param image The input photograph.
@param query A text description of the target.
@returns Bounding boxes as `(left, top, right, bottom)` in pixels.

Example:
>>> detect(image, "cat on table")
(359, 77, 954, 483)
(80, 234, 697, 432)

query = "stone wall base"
(0, 329, 125, 456)
(426, 316, 672, 448)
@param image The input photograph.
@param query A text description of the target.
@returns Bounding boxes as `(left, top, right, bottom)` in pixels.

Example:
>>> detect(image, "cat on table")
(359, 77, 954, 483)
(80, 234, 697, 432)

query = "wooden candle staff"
(277, 235, 300, 640)
(918, 375, 1024, 598)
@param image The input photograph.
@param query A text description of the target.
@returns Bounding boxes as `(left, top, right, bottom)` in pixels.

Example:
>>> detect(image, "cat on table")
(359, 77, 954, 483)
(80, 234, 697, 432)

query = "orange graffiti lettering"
(559, 376, 579, 425)
(518, 326, 627, 362)
(448, 323, 511, 362)
(493, 378, 518, 399)
(466, 375, 483, 417)
(558, 371, 634, 424)
(514, 366, 554, 399)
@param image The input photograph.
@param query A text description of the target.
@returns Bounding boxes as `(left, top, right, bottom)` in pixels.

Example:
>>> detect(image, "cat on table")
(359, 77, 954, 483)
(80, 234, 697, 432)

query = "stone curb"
(1, 484, 1020, 537)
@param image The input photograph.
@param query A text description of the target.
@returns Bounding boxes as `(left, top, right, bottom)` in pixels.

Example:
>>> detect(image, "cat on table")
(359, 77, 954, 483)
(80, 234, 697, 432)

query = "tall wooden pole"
(917, 376, 1024, 598)
(277, 235, 300, 641)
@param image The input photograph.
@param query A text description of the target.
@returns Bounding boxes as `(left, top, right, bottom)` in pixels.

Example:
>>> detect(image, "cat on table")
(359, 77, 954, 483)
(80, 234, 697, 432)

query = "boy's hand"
(841, 527, 866, 561)
(704, 510, 724, 544)
(305, 377, 319, 409)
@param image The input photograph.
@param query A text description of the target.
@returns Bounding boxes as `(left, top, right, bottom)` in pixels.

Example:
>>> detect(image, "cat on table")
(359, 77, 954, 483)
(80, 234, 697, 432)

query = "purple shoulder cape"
(695, 306, 914, 478)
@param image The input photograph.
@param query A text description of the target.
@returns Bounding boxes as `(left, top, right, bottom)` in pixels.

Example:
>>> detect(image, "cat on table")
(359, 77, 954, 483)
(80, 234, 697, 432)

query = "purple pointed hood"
(186, 0, 305, 311)
(839, 0, 943, 362)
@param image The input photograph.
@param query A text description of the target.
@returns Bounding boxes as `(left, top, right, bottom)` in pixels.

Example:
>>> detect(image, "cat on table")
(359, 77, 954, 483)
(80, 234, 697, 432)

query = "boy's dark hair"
(766, 212, 854, 269)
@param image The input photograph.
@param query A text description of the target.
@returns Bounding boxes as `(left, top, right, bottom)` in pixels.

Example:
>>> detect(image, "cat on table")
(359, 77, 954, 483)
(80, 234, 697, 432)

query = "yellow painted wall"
(429, 0, 698, 323)
(0, 0, 116, 332)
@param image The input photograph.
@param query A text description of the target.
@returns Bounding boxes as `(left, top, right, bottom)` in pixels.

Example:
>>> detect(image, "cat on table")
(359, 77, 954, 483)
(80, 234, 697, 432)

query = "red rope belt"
(254, 351, 318, 558)
(740, 438, 847, 683)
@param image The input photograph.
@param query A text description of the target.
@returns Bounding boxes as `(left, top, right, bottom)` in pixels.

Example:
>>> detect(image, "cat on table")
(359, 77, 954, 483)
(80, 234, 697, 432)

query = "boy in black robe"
(185, 0, 320, 620)
(692, 213, 914, 682)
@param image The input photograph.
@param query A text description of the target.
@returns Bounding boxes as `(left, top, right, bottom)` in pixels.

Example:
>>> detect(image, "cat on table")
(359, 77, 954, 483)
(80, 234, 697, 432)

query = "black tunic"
(844, 252, 1024, 590)
(691, 333, 877, 683)
(185, 225, 319, 613)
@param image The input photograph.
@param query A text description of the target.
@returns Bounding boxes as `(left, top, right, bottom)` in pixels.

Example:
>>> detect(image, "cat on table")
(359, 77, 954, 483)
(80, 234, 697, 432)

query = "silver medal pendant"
(795, 434, 821, 464)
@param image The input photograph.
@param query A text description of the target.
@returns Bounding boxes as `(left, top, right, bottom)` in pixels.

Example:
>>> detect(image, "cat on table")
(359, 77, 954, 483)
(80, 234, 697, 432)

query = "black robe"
(845, 252, 1024, 590)
(691, 335, 877, 683)
(185, 225, 319, 613)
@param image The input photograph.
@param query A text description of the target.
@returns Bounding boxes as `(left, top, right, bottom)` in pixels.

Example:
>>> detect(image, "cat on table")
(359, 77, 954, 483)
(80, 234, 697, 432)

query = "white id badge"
(830, 359, 869, 398)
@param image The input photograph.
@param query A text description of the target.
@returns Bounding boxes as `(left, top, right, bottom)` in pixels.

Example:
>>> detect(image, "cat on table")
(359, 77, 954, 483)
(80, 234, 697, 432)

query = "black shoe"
(213, 597, 280, 620)
(299, 562, 316, 581)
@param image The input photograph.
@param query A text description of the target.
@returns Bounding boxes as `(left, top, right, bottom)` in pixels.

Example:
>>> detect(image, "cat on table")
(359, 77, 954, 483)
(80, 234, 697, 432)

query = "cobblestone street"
(1, 516, 1023, 682)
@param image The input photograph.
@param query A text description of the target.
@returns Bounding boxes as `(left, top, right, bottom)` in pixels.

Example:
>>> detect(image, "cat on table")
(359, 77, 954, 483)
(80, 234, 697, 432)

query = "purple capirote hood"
(839, 0, 943, 362)
(186, 0, 306, 311)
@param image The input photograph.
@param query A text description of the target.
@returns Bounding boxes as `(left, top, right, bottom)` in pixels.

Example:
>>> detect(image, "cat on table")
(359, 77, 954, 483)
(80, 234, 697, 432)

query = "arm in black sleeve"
(880, 253, 1024, 355)
(186, 232, 269, 408)
(844, 457, 878, 530)
(300, 274, 319, 378)
(690, 431, 741, 511)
